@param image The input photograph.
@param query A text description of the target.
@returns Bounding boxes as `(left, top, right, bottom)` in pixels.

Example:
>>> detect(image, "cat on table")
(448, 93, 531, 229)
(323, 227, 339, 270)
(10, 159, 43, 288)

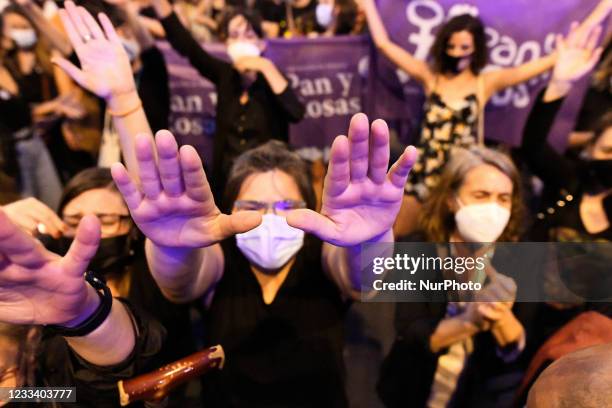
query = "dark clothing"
(37, 300, 165, 407)
(519, 90, 612, 242)
(159, 12, 304, 195)
(137, 46, 171, 132)
(256, 0, 323, 36)
(378, 238, 534, 408)
(201, 237, 349, 407)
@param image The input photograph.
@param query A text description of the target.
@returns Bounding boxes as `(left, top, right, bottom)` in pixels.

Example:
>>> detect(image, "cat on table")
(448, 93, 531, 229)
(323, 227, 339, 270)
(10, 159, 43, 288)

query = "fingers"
(584, 25, 602, 53)
(134, 133, 163, 199)
(110, 163, 144, 210)
(51, 56, 86, 88)
(0, 208, 49, 267)
(323, 135, 350, 198)
(286, 209, 338, 242)
(62, 215, 101, 277)
(215, 211, 262, 240)
(77, 5, 105, 40)
(179, 145, 213, 203)
(387, 146, 417, 188)
(58, 7, 84, 50)
(98, 12, 121, 44)
(367, 119, 390, 184)
(156, 130, 185, 197)
(63, 1, 93, 44)
(29, 201, 65, 238)
(348, 113, 370, 181)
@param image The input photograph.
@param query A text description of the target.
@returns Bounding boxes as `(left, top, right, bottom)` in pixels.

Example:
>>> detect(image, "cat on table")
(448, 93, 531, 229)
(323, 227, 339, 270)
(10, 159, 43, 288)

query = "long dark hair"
(430, 14, 488, 75)
(222, 140, 316, 213)
(57, 167, 120, 216)
(0, 323, 41, 387)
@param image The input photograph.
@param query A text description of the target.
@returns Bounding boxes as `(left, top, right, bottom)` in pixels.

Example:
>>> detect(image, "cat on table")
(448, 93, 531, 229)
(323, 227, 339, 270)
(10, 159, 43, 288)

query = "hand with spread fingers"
(51, 1, 136, 102)
(0, 209, 101, 326)
(110, 130, 262, 249)
(286, 113, 417, 247)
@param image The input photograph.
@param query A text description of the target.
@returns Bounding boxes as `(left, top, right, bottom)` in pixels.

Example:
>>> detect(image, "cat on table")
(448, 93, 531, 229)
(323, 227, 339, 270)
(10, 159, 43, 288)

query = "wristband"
(107, 99, 142, 117)
(46, 271, 113, 337)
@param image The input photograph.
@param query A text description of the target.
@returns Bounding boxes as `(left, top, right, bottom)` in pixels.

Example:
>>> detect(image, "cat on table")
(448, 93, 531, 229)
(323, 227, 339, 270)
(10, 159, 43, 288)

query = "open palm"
(52, 1, 136, 100)
(111, 130, 262, 248)
(0, 210, 100, 326)
(553, 22, 603, 83)
(287, 113, 417, 247)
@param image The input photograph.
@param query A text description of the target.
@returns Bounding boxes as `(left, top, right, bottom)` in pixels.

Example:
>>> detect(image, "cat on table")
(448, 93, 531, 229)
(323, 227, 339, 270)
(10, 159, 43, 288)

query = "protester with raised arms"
(363, 0, 612, 237)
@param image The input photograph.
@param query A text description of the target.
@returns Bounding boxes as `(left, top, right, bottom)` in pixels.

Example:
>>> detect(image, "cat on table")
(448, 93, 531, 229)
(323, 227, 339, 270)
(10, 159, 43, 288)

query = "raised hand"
(3, 197, 65, 238)
(553, 22, 603, 83)
(0, 209, 100, 326)
(51, 1, 136, 101)
(286, 113, 417, 247)
(110, 130, 262, 248)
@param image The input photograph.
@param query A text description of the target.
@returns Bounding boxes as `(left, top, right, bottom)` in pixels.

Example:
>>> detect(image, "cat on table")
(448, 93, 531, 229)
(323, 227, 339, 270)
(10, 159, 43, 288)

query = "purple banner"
(163, 0, 603, 162)
(374, 0, 602, 147)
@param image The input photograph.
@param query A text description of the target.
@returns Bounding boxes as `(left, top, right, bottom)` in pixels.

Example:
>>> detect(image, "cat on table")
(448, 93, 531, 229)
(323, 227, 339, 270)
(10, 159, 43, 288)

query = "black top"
(35, 300, 165, 408)
(137, 46, 170, 132)
(201, 237, 349, 407)
(377, 238, 535, 408)
(519, 90, 612, 242)
(159, 12, 304, 194)
(256, 0, 323, 36)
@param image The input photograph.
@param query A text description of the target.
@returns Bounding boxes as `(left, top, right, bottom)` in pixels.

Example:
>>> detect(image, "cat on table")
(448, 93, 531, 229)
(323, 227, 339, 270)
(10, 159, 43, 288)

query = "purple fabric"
(162, 0, 602, 162)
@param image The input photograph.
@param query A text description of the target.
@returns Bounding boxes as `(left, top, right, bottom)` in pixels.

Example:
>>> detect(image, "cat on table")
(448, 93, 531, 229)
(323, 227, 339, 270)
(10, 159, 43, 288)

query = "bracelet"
(46, 271, 113, 338)
(107, 99, 142, 117)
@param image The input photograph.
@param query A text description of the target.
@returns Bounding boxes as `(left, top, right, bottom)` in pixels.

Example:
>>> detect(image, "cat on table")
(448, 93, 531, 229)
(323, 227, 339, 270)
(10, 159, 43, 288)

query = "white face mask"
(9, 28, 37, 49)
(454, 200, 511, 243)
(226, 41, 261, 63)
(316, 3, 334, 28)
(121, 38, 141, 62)
(236, 213, 304, 271)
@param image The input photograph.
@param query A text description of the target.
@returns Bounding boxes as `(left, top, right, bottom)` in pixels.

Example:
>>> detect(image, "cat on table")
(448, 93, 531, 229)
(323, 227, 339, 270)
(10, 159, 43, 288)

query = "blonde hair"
(418, 146, 525, 242)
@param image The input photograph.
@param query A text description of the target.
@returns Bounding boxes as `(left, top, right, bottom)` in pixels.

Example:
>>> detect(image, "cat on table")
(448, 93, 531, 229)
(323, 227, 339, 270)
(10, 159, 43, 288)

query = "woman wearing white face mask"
(151, 0, 304, 198)
(107, 113, 416, 407)
(378, 146, 532, 408)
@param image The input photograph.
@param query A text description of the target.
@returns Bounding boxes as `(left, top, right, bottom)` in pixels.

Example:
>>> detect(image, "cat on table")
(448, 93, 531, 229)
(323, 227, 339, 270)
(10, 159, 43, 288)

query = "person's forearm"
(491, 53, 557, 94)
(259, 59, 289, 94)
(107, 90, 154, 180)
(122, 3, 155, 50)
(580, 0, 612, 32)
(20, 1, 72, 56)
(362, 0, 390, 46)
(65, 287, 136, 366)
(543, 78, 573, 102)
(429, 315, 480, 353)
(145, 239, 223, 303)
(151, 0, 173, 19)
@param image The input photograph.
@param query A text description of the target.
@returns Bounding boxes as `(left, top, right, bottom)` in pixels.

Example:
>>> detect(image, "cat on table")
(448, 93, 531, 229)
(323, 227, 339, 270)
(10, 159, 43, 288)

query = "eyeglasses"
(233, 200, 306, 215)
(63, 213, 131, 235)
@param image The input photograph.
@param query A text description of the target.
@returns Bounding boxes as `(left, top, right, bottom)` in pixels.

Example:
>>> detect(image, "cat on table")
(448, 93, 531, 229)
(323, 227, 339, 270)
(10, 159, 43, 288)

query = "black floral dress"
(406, 91, 480, 201)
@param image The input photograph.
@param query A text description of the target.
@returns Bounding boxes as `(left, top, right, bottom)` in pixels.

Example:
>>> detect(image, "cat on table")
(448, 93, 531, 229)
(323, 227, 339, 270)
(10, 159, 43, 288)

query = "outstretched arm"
(362, 0, 434, 89)
(110, 131, 262, 303)
(287, 113, 417, 298)
(52, 1, 152, 180)
(0, 209, 135, 366)
(485, 0, 610, 98)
